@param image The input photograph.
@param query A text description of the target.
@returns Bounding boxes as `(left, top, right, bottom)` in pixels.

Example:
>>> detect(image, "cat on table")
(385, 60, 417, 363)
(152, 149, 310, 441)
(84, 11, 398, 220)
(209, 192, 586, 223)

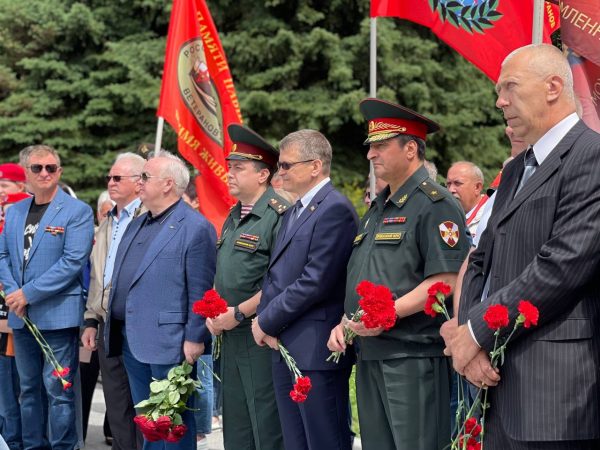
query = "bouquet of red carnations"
(327, 280, 397, 363)
(192, 289, 228, 359)
(133, 361, 198, 442)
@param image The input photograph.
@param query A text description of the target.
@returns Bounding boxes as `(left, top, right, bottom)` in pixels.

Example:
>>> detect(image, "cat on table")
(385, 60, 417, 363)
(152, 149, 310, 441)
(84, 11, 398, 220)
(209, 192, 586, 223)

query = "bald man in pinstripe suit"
(443, 44, 600, 449)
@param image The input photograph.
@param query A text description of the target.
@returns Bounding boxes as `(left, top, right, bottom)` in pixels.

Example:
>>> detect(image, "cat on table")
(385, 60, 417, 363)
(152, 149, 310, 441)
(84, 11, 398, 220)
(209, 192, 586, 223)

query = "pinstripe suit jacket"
(0, 188, 94, 330)
(459, 120, 600, 441)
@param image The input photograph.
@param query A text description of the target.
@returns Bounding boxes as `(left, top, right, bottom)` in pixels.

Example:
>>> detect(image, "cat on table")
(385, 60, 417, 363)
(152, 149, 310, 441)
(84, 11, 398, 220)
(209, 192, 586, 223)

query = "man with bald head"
(444, 44, 600, 449)
(104, 151, 217, 450)
(446, 161, 485, 238)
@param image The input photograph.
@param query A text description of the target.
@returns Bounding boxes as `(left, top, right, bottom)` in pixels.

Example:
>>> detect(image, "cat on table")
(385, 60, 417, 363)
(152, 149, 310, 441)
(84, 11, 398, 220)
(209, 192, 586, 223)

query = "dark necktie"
(516, 146, 538, 194)
(286, 200, 303, 233)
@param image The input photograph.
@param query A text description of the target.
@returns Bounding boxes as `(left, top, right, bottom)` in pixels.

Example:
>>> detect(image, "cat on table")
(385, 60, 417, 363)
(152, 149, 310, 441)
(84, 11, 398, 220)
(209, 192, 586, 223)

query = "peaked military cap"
(360, 98, 440, 145)
(227, 124, 278, 170)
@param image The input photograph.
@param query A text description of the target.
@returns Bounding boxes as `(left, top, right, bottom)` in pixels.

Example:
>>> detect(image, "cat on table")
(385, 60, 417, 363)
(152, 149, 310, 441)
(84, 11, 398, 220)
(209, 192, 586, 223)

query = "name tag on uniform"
(234, 239, 258, 253)
(374, 232, 404, 244)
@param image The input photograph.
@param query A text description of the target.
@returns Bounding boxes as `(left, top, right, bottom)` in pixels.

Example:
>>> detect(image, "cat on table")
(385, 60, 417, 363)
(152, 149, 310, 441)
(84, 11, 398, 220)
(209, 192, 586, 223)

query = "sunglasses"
(27, 164, 59, 174)
(140, 172, 164, 183)
(276, 159, 314, 171)
(105, 175, 140, 183)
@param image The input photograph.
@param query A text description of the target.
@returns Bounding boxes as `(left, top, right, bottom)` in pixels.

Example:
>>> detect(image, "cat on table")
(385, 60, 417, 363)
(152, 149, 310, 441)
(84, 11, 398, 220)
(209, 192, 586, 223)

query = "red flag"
(561, 1, 600, 132)
(371, 0, 560, 81)
(158, 0, 241, 232)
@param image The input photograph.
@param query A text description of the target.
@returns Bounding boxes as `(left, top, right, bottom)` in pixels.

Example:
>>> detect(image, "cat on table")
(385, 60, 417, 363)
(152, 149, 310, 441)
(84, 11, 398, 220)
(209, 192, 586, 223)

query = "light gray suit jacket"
(459, 120, 600, 441)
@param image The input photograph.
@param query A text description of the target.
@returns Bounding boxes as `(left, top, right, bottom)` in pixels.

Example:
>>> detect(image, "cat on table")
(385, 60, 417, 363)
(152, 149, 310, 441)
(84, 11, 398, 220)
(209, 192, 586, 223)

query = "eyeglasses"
(276, 159, 314, 171)
(27, 164, 59, 174)
(105, 175, 140, 183)
(140, 172, 165, 183)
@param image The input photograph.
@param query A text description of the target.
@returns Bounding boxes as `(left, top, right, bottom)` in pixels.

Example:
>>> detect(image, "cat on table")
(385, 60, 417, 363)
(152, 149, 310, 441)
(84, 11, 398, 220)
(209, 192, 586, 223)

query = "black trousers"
(97, 322, 142, 450)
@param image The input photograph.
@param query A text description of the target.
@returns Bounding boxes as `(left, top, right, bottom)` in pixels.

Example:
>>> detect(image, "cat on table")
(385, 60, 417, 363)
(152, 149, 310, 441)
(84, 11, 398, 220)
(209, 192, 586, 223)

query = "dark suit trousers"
(97, 322, 141, 450)
(272, 359, 351, 450)
(485, 389, 600, 450)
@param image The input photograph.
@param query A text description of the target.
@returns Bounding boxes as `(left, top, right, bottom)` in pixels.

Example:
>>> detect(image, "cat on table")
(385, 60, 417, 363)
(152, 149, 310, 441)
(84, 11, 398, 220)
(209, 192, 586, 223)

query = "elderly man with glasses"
(81, 152, 146, 450)
(0, 144, 94, 450)
(104, 151, 216, 450)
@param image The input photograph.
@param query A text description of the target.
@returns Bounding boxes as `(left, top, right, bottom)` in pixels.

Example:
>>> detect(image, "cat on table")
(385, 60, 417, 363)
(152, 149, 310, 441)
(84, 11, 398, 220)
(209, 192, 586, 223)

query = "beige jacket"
(84, 203, 147, 325)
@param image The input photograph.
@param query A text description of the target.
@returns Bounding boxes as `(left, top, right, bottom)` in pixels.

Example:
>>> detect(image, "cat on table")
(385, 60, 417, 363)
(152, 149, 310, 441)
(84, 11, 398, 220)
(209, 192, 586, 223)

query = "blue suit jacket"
(104, 200, 216, 365)
(0, 188, 94, 330)
(258, 182, 358, 371)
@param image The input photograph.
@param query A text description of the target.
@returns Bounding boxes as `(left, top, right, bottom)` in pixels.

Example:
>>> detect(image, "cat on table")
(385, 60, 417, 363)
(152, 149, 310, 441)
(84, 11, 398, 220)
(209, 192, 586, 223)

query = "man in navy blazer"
(0, 145, 94, 450)
(252, 129, 358, 450)
(105, 151, 216, 450)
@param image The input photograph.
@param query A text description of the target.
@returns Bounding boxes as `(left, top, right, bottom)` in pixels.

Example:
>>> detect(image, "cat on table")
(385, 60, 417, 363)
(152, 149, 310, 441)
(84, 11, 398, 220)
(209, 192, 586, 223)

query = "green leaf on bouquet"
(134, 399, 151, 409)
(168, 391, 181, 404)
(182, 362, 193, 375)
(150, 380, 170, 393)
(173, 413, 183, 426)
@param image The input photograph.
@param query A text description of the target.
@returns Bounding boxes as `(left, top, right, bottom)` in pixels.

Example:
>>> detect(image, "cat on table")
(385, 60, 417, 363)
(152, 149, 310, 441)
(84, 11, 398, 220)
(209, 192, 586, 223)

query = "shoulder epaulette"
(268, 197, 290, 215)
(418, 181, 444, 202)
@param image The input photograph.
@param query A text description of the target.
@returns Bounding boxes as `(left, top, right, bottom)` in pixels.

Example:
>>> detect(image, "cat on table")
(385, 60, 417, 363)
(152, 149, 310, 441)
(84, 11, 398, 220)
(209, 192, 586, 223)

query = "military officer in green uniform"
(328, 99, 469, 450)
(206, 124, 289, 450)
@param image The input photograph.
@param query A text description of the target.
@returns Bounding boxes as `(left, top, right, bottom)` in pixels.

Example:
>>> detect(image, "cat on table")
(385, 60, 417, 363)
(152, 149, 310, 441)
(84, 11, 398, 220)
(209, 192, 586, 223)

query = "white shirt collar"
(112, 197, 141, 221)
(299, 177, 331, 209)
(533, 113, 579, 165)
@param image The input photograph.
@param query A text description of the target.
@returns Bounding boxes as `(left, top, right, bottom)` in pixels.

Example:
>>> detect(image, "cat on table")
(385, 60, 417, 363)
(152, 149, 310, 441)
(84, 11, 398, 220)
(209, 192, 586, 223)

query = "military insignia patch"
(439, 221, 459, 247)
(239, 233, 259, 242)
(398, 194, 408, 204)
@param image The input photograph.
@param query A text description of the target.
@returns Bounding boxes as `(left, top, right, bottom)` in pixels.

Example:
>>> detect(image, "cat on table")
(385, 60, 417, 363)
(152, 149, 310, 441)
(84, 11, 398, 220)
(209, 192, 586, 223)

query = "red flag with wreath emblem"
(561, 0, 600, 132)
(157, 0, 241, 232)
(371, 0, 560, 81)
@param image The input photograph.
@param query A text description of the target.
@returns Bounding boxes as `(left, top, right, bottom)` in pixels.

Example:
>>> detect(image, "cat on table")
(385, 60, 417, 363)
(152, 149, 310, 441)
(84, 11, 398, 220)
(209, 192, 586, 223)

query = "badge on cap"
(439, 221, 459, 247)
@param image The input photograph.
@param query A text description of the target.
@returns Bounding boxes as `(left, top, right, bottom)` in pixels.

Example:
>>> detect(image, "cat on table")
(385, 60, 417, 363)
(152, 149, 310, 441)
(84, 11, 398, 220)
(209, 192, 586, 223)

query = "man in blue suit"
(251, 130, 358, 450)
(0, 145, 94, 450)
(105, 151, 216, 450)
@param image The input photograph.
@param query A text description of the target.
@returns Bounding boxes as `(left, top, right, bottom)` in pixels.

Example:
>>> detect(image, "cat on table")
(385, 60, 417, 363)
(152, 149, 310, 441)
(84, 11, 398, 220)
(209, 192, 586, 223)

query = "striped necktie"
(516, 146, 538, 195)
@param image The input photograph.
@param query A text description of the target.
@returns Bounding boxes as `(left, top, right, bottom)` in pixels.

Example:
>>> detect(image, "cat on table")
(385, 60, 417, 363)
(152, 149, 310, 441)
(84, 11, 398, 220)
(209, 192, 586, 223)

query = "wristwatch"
(234, 305, 246, 322)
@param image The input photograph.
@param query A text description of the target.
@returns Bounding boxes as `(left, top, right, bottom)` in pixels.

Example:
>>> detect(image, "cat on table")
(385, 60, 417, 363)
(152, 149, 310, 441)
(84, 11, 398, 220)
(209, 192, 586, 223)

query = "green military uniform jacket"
(214, 186, 289, 328)
(345, 165, 469, 360)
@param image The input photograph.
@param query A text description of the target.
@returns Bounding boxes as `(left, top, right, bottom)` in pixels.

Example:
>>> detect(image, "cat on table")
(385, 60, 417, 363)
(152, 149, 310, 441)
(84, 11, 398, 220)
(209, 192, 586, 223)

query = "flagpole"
(532, 0, 544, 44)
(369, 16, 377, 201)
(154, 116, 165, 157)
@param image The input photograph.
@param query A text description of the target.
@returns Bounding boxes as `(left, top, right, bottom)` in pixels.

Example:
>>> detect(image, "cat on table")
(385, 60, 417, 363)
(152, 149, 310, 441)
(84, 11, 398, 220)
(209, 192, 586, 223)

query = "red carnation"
(61, 380, 72, 390)
(293, 376, 312, 395)
(517, 300, 539, 328)
(165, 424, 187, 443)
(464, 417, 482, 437)
(358, 284, 397, 330)
(356, 280, 375, 298)
(424, 295, 439, 317)
(427, 281, 451, 297)
(154, 416, 172, 435)
(483, 304, 510, 330)
(52, 367, 70, 378)
(134, 415, 163, 442)
(193, 289, 228, 319)
(290, 389, 308, 403)
(458, 434, 480, 450)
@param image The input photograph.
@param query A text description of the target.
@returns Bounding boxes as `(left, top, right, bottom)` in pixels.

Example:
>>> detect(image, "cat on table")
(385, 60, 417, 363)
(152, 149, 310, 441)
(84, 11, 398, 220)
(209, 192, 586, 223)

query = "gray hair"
(151, 150, 190, 196)
(279, 130, 332, 175)
(503, 44, 575, 101)
(97, 190, 115, 211)
(450, 161, 484, 184)
(21, 144, 61, 167)
(115, 152, 146, 175)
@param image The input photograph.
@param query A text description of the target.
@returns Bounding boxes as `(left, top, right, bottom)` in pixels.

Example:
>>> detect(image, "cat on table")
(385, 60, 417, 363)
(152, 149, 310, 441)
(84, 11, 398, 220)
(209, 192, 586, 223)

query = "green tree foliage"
(0, 0, 510, 207)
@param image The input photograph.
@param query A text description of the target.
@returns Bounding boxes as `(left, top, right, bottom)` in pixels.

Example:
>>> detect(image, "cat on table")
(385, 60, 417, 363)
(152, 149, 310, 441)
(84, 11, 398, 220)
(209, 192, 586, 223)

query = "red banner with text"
(158, 0, 241, 232)
(371, 0, 560, 81)
(561, 0, 600, 132)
